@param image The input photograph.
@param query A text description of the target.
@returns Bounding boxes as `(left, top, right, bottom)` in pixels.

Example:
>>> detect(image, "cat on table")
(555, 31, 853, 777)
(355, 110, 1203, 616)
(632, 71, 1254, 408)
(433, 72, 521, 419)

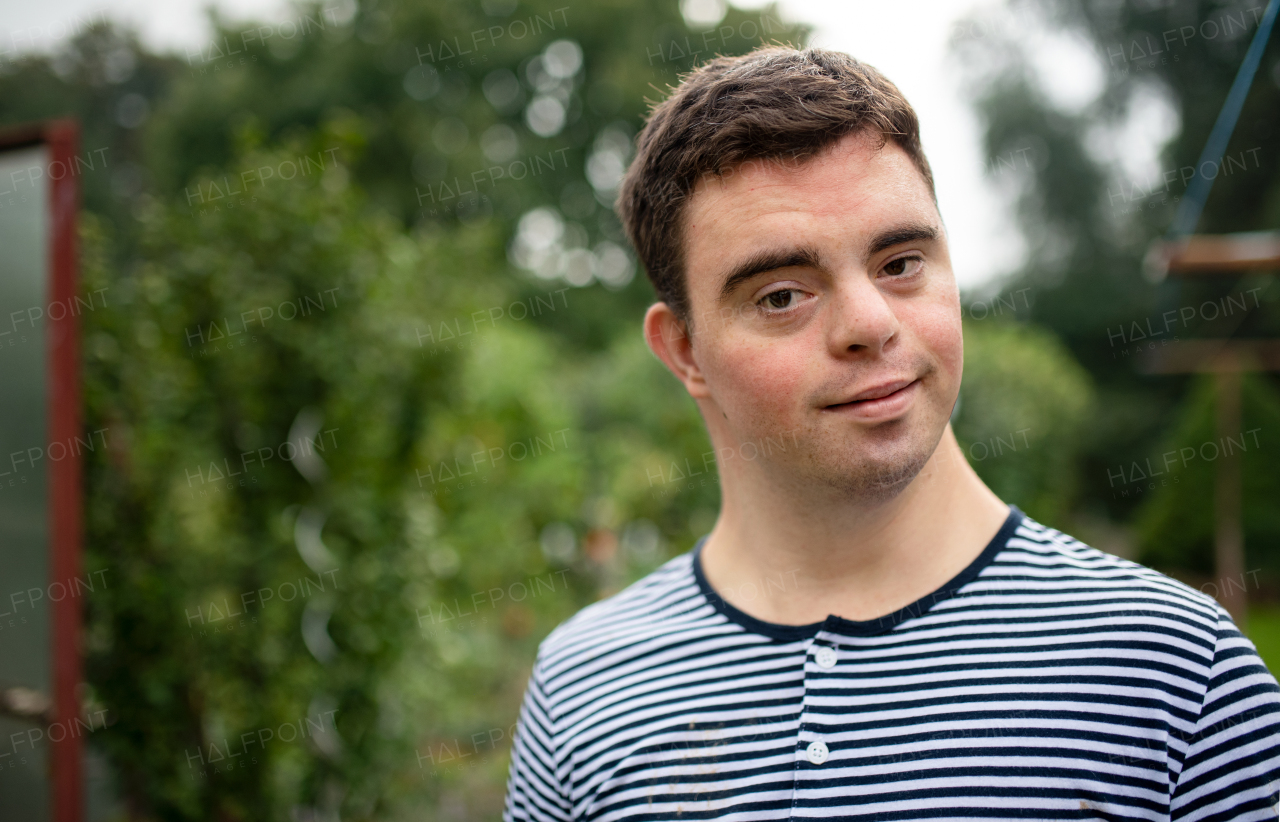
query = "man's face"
(670, 130, 962, 500)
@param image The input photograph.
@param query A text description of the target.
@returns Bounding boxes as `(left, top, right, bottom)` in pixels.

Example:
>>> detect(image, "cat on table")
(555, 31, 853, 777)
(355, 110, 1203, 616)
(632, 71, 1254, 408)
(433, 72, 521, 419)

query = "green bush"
(1134, 372, 1280, 578)
(82, 129, 511, 818)
(954, 320, 1095, 524)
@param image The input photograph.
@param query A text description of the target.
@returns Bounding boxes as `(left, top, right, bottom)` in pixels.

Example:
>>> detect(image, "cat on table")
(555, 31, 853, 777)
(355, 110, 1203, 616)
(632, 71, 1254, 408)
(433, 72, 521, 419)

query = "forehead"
(683, 132, 939, 279)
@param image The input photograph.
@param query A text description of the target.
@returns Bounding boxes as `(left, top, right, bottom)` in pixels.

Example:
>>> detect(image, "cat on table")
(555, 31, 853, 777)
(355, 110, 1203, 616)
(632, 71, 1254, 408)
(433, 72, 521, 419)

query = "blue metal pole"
(1168, 0, 1279, 238)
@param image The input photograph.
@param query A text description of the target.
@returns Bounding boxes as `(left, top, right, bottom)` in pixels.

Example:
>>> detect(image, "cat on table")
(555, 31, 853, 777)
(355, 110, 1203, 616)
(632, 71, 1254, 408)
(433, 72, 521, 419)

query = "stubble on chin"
(773, 418, 942, 504)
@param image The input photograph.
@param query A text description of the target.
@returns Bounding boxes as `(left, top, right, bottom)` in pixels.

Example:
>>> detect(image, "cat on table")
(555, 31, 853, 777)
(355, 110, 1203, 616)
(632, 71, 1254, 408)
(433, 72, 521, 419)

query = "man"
(503, 46, 1280, 820)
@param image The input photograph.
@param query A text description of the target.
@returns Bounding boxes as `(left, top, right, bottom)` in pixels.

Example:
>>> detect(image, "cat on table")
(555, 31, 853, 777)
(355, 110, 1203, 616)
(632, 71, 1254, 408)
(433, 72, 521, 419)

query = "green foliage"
(1248, 605, 1280, 678)
(81, 130, 513, 817)
(1134, 373, 1280, 578)
(0, 24, 180, 242)
(954, 320, 1094, 524)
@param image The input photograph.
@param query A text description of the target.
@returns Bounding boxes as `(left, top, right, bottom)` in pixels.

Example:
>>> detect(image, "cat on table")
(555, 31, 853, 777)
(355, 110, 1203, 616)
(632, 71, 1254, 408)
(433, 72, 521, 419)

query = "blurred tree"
(0, 24, 181, 258)
(954, 320, 1095, 525)
(1134, 371, 1280, 579)
(80, 125, 517, 818)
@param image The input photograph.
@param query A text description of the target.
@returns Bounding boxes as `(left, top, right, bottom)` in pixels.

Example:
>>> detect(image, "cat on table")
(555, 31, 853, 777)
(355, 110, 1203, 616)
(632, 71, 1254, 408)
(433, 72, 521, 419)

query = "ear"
(643, 302, 711, 399)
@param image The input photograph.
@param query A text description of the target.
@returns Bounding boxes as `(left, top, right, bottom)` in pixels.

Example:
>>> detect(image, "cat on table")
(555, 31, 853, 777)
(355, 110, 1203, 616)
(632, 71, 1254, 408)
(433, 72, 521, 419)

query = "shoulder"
(531, 551, 734, 687)
(981, 512, 1225, 640)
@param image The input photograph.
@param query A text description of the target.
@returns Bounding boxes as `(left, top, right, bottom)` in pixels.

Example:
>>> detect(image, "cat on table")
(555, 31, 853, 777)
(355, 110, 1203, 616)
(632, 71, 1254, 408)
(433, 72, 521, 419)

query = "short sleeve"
(503, 660, 571, 822)
(1170, 603, 1280, 820)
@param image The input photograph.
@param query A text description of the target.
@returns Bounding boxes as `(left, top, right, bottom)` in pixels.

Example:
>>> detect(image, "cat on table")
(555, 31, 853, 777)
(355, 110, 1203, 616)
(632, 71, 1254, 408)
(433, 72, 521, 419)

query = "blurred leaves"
(1135, 372, 1280, 577)
(83, 134, 500, 817)
(955, 320, 1094, 525)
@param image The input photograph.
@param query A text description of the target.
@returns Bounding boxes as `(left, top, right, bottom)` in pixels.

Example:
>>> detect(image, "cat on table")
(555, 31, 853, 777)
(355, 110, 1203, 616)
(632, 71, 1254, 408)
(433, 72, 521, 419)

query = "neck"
(698, 424, 1010, 626)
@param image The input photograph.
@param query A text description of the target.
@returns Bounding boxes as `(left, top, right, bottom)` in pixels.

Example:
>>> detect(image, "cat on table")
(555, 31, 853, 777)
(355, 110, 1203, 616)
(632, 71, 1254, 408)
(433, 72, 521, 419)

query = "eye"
(883, 256, 924, 277)
(757, 289, 800, 312)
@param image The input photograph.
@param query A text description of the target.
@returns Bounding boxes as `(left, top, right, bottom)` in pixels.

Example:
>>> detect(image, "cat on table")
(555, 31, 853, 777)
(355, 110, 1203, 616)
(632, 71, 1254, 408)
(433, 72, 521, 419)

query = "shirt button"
(806, 740, 829, 765)
(814, 646, 837, 669)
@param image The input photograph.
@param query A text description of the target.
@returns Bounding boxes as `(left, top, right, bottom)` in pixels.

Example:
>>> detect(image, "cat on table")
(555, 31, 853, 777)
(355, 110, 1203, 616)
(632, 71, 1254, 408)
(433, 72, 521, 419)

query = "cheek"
(703, 338, 813, 421)
(917, 306, 964, 384)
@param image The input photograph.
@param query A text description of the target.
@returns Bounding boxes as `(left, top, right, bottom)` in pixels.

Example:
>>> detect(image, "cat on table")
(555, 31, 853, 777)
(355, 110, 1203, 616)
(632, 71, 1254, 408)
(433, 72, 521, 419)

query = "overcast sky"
(0, 0, 1116, 292)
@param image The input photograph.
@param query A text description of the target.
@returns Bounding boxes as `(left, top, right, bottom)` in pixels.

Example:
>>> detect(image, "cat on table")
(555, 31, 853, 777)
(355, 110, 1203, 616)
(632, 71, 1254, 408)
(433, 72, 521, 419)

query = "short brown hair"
(616, 46, 935, 331)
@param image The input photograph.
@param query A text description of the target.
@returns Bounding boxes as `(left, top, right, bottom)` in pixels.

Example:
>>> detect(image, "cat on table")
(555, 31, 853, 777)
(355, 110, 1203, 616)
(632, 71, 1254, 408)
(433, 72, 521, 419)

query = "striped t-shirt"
(504, 506, 1280, 821)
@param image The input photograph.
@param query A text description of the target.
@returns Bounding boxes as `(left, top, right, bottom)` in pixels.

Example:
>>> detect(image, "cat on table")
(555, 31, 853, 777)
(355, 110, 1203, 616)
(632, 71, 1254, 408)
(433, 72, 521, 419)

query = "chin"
(788, 425, 939, 503)
(838, 448, 933, 501)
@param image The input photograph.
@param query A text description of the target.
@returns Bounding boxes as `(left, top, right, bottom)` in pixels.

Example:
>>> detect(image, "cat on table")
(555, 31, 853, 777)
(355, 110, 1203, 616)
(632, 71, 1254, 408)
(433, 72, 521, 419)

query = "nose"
(826, 268, 900, 356)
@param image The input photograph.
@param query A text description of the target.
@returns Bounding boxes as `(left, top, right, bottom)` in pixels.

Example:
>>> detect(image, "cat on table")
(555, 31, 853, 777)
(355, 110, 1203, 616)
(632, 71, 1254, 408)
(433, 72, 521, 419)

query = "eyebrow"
(715, 223, 941, 303)
(867, 224, 939, 256)
(718, 246, 822, 303)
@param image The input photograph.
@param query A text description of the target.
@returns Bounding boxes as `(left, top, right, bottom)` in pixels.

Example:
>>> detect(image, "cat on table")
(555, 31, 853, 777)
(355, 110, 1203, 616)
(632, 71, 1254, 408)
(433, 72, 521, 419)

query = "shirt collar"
(690, 505, 1025, 641)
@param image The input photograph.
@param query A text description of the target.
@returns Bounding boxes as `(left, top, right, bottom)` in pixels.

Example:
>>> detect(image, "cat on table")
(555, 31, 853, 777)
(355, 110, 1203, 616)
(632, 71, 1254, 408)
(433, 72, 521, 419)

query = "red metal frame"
(0, 119, 83, 822)
(47, 118, 83, 822)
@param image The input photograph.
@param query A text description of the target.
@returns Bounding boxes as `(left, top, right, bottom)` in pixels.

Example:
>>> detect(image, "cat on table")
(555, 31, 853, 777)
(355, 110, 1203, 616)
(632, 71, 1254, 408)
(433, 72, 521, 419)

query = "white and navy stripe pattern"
(504, 507, 1280, 821)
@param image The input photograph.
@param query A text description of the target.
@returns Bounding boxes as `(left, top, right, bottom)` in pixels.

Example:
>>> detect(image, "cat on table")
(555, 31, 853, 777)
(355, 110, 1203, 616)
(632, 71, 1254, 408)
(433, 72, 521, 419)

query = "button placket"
(797, 636, 838, 773)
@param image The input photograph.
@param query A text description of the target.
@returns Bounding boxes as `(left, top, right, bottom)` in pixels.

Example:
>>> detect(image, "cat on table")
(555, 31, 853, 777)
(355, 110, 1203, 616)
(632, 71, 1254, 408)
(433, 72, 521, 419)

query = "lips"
(820, 377, 921, 422)
(824, 378, 918, 408)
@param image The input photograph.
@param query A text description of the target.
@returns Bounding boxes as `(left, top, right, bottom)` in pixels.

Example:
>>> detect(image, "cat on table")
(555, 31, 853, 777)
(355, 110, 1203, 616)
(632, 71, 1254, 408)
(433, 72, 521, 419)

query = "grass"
(1247, 605, 1280, 677)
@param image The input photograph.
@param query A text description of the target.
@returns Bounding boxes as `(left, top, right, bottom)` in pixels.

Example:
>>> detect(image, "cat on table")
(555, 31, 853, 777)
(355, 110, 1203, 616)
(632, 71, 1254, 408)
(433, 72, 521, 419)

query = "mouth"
(822, 378, 920, 421)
